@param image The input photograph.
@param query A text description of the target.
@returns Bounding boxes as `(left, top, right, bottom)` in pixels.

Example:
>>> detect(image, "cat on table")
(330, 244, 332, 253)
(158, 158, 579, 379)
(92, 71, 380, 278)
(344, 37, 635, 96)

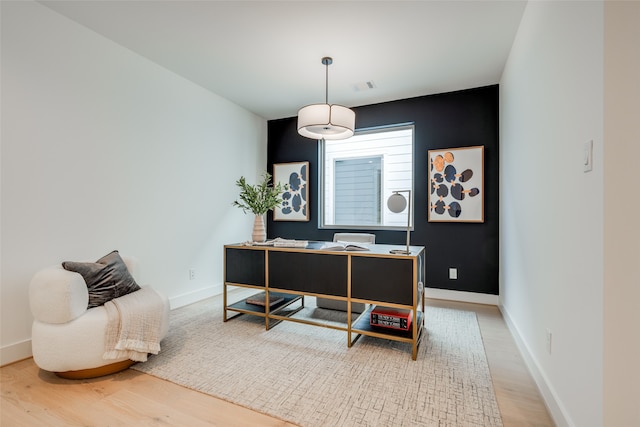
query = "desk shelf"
(227, 292, 302, 315)
(224, 288, 304, 327)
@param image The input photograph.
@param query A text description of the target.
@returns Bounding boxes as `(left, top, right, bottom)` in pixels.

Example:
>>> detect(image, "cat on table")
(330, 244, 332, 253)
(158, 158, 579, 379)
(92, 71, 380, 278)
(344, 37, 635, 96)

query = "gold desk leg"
(349, 332, 362, 347)
(265, 306, 270, 331)
(223, 283, 228, 322)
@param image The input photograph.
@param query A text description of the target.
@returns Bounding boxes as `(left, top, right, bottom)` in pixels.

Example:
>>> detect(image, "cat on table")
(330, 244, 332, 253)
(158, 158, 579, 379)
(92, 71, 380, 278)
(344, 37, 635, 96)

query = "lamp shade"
(387, 192, 408, 213)
(297, 103, 355, 140)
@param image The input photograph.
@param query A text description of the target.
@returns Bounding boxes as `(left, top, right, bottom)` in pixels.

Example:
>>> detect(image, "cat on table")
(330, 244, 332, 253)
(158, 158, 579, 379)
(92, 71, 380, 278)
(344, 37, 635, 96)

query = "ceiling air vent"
(353, 81, 377, 92)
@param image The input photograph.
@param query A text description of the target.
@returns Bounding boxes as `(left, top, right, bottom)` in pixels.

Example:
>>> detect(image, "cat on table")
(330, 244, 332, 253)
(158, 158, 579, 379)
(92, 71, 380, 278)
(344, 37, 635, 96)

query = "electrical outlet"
(189, 269, 196, 280)
(546, 329, 552, 354)
(449, 268, 458, 280)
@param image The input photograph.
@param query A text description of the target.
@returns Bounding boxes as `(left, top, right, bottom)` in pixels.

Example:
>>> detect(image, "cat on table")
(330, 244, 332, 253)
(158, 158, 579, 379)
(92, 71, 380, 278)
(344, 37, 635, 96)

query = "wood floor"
(1, 298, 554, 427)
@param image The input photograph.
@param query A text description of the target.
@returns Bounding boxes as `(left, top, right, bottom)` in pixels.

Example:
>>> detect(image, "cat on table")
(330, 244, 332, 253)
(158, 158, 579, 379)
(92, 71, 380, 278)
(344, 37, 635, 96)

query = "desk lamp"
(387, 190, 412, 255)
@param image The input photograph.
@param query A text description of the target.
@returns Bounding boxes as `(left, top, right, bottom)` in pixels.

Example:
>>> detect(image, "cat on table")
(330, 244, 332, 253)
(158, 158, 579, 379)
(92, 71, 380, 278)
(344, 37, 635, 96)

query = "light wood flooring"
(1, 298, 554, 426)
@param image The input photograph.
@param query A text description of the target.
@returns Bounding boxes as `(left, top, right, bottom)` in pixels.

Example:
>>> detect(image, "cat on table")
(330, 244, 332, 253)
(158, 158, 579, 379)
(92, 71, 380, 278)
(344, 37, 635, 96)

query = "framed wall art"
(273, 161, 309, 221)
(428, 146, 484, 223)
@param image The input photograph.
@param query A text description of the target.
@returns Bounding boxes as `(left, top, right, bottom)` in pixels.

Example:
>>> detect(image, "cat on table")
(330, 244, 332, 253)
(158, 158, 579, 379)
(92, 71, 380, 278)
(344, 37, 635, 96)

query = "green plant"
(232, 172, 285, 215)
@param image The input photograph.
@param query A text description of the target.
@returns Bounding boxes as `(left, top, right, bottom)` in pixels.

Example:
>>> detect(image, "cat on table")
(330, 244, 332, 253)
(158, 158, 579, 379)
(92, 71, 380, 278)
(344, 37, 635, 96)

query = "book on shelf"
(370, 306, 413, 331)
(319, 241, 371, 251)
(246, 292, 284, 307)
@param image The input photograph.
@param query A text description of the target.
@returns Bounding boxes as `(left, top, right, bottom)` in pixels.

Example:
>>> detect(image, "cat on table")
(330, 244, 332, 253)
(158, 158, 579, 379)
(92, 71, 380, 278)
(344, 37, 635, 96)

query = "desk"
(223, 242, 426, 360)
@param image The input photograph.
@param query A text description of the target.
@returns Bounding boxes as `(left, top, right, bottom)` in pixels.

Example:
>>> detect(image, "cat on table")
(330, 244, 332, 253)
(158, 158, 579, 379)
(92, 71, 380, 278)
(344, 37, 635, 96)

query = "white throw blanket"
(103, 286, 163, 362)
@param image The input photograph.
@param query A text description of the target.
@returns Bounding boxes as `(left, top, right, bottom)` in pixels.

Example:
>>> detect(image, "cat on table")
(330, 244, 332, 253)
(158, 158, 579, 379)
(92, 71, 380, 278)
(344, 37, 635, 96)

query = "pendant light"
(297, 57, 355, 140)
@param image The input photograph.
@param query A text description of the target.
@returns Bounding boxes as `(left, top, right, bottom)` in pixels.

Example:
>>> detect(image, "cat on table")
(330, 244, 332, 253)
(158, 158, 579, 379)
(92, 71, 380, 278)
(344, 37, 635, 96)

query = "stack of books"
(246, 292, 284, 307)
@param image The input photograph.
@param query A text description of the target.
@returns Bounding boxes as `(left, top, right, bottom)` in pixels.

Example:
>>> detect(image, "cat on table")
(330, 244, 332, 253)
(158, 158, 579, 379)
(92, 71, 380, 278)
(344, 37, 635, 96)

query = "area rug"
(132, 297, 503, 427)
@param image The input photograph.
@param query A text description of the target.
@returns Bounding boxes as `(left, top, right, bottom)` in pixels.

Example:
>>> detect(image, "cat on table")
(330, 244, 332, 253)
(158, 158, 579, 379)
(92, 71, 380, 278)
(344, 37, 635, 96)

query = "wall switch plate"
(546, 329, 553, 354)
(189, 269, 196, 280)
(449, 268, 458, 280)
(583, 140, 593, 172)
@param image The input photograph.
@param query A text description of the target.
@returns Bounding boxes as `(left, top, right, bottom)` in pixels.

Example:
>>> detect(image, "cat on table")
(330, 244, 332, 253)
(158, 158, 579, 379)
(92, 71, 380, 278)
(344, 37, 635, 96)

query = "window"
(320, 125, 414, 229)
(334, 156, 382, 225)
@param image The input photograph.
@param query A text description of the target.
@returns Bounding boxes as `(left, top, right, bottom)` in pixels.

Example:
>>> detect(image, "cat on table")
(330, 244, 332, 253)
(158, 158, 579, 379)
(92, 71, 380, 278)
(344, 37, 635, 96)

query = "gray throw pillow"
(62, 250, 141, 309)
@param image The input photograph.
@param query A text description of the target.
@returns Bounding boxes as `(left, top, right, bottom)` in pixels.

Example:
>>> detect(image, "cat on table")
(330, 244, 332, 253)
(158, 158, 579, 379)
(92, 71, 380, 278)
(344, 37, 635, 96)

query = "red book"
(370, 306, 413, 331)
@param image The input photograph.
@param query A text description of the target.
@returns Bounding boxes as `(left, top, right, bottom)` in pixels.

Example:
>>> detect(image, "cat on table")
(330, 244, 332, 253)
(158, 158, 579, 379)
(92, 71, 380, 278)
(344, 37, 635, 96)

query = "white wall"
(603, 2, 640, 426)
(500, 2, 604, 426)
(1, 1, 266, 364)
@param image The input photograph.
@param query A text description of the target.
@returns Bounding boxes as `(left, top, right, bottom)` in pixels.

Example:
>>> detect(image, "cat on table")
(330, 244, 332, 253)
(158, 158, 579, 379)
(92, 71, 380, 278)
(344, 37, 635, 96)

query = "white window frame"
(319, 124, 414, 230)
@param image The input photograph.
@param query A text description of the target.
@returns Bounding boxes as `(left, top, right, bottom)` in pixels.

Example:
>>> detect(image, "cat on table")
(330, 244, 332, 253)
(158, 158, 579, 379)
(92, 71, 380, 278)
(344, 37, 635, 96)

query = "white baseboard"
(425, 288, 499, 305)
(0, 339, 32, 367)
(499, 304, 572, 427)
(169, 283, 223, 310)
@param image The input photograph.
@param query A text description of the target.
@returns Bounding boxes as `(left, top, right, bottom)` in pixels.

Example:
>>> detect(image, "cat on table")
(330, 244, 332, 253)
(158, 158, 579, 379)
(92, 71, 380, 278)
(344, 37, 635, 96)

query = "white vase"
(252, 215, 266, 242)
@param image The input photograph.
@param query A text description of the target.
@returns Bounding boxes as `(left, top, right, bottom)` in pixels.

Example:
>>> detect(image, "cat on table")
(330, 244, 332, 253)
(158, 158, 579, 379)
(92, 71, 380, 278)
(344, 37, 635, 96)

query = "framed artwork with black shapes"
(428, 146, 484, 223)
(273, 161, 309, 222)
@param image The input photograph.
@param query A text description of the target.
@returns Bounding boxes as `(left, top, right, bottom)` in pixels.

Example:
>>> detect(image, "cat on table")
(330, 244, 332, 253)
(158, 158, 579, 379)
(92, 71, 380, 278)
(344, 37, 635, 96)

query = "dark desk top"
(225, 241, 425, 258)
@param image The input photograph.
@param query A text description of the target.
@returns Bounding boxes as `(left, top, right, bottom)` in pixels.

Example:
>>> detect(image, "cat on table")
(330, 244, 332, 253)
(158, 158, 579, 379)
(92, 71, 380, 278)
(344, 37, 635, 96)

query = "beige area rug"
(132, 296, 503, 427)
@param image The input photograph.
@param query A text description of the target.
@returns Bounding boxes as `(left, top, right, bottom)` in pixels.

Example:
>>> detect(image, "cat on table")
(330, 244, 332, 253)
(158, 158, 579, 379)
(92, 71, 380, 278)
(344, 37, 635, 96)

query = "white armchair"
(29, 255, 170, 379)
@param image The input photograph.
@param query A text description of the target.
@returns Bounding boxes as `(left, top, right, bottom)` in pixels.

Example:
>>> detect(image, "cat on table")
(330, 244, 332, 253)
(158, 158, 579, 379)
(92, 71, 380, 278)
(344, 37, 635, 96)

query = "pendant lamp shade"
(297, 103, 355, 140)
(297, 57, 355, 140)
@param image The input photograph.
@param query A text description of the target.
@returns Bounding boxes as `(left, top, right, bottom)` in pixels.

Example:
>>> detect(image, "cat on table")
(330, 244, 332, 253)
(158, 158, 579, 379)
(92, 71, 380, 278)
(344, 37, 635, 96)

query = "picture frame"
(273, 161, 310, 221)
(428, 146, 484, 223)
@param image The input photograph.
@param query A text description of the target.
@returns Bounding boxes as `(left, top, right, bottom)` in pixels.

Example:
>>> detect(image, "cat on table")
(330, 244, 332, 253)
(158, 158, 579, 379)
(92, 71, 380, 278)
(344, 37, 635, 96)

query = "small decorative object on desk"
(320, 241, 370, 251)
(272, 237, 308, 248)
(250, 240, 275, 246)
(240, 238, 308, 247)
(246, 292, 284, 307)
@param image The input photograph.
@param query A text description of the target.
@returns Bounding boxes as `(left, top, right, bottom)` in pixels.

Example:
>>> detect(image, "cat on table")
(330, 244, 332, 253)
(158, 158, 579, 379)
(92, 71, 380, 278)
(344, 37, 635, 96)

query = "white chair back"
(333, 233, 376, 244)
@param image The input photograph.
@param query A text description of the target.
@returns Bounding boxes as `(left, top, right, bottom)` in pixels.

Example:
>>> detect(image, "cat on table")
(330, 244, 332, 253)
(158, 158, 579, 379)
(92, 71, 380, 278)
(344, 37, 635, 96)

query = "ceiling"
(39, 1, 527, 121)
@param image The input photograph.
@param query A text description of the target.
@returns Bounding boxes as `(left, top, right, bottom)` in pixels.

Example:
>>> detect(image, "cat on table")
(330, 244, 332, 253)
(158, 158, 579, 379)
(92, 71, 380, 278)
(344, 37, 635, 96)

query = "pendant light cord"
(322, 56, 332, 104)
(325, 60, 329, 104)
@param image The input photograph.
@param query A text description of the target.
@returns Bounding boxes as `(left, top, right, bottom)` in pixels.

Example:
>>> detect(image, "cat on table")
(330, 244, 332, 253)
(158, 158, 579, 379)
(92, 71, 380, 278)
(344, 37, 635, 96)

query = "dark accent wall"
(267, 85, 499, 295)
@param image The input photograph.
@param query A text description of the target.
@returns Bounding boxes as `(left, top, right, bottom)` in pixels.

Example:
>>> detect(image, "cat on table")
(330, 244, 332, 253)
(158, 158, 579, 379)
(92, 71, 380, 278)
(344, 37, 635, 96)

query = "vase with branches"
(232, 172, 285, 242)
